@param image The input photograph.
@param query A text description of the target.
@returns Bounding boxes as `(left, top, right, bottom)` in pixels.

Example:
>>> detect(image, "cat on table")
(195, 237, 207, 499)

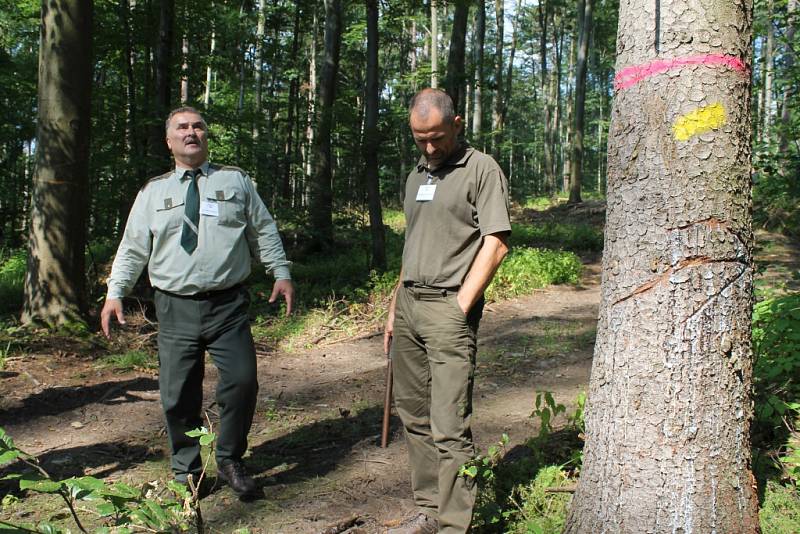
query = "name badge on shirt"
(416, 184, 437, 202)
(200, 200, 219, 217)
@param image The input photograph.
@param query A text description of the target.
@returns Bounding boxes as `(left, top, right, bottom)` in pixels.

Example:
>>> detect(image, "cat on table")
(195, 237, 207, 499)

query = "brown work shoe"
(386, 513, 438, 534)
(216, 460, 257, 496)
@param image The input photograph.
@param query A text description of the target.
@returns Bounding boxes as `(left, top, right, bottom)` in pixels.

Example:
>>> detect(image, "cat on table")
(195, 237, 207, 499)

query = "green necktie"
(180, 169, 200, 254)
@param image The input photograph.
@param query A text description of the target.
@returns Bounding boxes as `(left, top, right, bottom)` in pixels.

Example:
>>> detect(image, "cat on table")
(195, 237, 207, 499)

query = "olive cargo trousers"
(391, 285, 483, 534)
(154, 285, 258, 480)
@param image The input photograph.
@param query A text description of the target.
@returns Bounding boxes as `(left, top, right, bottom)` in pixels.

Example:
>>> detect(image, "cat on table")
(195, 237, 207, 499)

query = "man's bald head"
(409, 88, 456, 124)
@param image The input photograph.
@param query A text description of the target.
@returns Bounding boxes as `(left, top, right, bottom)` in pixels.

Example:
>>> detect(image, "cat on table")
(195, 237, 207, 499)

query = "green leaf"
(199, 433, 216, 446)
(0, 449, 20, 465)
(36, 523, 64, 534)
(72, 476, 107, 492)
(95, 502, 117, 516)
(144, 498, 171, 524)
(19, 477, 62, 493)
(462, 465, 478, 478)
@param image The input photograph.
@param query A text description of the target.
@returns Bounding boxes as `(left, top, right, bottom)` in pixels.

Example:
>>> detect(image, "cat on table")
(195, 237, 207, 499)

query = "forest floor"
(0, 269, 601, 533)
(1, 216, 797, 533)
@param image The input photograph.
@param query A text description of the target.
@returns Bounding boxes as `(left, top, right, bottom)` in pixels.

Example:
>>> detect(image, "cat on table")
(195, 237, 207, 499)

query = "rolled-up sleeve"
(242, 176, 292, 280)
(107, 191, 152, 299)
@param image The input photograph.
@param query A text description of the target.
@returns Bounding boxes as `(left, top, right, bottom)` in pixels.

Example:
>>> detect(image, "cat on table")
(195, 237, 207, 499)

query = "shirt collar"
(175, 161, 210, 180)
(415, 143, 474, 173)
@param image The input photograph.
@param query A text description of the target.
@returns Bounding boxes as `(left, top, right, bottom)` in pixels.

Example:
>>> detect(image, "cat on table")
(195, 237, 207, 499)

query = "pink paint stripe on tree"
(614, 54, 748, 90)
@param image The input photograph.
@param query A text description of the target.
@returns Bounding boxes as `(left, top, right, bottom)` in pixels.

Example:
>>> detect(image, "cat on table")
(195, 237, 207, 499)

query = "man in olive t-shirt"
(384, 89, 511, 534)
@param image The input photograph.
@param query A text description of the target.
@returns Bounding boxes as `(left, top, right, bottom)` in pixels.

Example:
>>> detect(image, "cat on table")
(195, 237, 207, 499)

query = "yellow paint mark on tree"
(673, 103, 727, 141)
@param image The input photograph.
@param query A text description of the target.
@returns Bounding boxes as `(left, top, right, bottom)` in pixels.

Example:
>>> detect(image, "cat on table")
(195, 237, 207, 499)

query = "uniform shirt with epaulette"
(107, 162, 291, 299)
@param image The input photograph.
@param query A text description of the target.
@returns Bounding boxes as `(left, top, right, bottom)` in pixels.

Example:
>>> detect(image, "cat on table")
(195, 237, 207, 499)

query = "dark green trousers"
(154, 285, 258, 480)
(391, 285, 483, 534)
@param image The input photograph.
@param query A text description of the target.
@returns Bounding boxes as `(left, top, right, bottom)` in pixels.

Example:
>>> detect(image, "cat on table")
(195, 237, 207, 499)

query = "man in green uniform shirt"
(101, 107, 294, 497)
(384, 89, 511, 533)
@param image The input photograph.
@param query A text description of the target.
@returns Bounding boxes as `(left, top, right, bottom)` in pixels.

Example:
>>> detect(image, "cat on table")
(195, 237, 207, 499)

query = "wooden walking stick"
(381, 345, 393, 448)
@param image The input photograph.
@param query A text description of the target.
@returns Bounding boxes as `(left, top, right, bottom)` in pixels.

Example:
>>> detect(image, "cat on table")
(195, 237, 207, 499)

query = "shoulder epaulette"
(140, 170, 173, 192)
(219, 165, 247, 175)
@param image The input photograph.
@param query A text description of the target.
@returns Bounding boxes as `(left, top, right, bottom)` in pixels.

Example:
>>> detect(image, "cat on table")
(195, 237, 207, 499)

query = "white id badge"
(200, 201, 219, 217)
(416, 184, 437, 202)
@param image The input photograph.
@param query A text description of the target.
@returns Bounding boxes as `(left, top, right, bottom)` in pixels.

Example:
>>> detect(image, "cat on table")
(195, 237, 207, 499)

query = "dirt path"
(0, 261, 600, 533)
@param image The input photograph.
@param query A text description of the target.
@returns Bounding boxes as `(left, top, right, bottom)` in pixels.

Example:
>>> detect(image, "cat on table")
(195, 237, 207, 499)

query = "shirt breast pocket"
(209, 189, 246, 227)
(153, 198, 185, 236)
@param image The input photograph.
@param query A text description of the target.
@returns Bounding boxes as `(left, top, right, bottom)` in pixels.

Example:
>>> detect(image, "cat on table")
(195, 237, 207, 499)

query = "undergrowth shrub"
(487, 248, 582, 301)
(509, 222, 603, 253)
(752, 293, 800, 485)
(0, 250, 25, 317)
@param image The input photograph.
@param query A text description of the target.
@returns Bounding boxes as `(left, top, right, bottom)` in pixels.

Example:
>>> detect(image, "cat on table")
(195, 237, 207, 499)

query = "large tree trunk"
(24, 0, 92, 325)
(565, 1, 759, 532)
(309, 0, 342, 249)
(444, 0, 469, 115)
(364, 0, 386, 270)
(568, 0, 592, 204)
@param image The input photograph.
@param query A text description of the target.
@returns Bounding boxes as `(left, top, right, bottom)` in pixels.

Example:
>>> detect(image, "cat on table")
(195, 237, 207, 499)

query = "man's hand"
(269, 279, 295, 316)
(383, 309, 395, 356)
(101, 298, 126, 339)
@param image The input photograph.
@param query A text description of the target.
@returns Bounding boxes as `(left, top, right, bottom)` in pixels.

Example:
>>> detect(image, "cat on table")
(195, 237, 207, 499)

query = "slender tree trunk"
(148, 0, 173, 171)
(500, 0, 521, 136)
(539, 1, 555, 192)
(118, 0, 145, 235)
(431, 0, 438, 88)
(568, 0, 592, 204)
(444, 0, 469, 114)
(563, 27, 576, 193)
(762, 0, 774, 143)
(282, 0, 302, 203)
(564, 1, 759, 531)
(410, 20, 418, 91)
(310, 0, 342, 249)
(204, 3, 216, 108)
(253, 0, 266, 157)
(472, 0, 485, 147)
(24, 0, 92, 325)
(491, 0, 504, 159)
(304, 3, 319, 201)
(365, 0, 386, 270)
(180, 9, 189, 105)
(779, 0, 797, 153)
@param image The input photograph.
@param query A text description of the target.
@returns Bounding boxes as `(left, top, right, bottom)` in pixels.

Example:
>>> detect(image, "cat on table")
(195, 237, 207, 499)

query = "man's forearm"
(457, 233, 510, 313)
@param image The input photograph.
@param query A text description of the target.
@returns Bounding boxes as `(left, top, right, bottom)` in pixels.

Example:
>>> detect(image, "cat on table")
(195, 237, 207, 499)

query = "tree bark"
(364, 0, 386, 270)
(564, 1, 759, 531)
(24, 0, 92, 325)
(568, 0, 593, 204)
(309, 0, 342, 249)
